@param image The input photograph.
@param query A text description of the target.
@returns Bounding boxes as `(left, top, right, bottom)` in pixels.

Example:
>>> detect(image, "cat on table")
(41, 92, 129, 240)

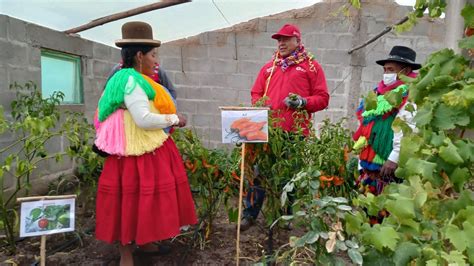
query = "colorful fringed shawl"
(353, 84, 409, 171)
(94, 68, 176, 156)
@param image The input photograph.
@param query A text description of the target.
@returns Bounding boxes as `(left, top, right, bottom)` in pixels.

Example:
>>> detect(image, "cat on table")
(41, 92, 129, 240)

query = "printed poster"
(221, 109, 269, 144)
(20, 198, 75, 237)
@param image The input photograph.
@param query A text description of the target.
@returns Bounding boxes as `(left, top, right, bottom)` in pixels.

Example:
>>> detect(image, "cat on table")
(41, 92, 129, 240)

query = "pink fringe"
(95, 109, 126, 156)
(93, 109, 101, 130)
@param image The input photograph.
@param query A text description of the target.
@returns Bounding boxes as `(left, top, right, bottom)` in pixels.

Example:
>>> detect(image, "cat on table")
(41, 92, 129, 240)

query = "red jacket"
(251, 59, 329, 134)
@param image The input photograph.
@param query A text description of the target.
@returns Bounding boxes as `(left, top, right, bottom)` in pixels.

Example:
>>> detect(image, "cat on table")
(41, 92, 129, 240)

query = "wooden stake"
(64, 0, 191, 34)
(40, 235, 46, 266)
(17, 194, 77, 203)
(235, 143, 246, 266)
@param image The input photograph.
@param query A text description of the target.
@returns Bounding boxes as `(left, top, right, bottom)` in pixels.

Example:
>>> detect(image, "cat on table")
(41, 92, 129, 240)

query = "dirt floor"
(0, 204, 299, 266)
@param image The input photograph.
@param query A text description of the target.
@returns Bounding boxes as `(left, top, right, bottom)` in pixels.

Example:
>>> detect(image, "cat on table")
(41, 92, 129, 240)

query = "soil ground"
(0, 203, 301, 265)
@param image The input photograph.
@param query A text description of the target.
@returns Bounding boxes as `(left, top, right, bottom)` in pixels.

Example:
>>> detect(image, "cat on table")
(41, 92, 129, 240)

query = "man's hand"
(380, 160, 398, 177)
(176, 113, 187, 127)
(283, 93, 307, 109)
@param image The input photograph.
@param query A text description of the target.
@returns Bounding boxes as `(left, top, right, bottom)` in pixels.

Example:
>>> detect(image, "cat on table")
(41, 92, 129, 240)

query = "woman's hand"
(176, 113, 187, 127)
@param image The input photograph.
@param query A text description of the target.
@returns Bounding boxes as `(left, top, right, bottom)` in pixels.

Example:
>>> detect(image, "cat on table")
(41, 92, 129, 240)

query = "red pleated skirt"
(95, 138, 197, 245)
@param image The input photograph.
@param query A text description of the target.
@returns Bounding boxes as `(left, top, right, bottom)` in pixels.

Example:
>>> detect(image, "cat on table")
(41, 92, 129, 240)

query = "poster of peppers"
(20, 198, 75, 237)
(221, 108, 268, 143)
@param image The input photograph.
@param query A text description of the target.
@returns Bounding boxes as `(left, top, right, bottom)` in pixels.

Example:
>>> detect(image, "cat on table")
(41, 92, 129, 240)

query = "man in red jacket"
(241, 24, 330, 230)
(250, 24, 329, 134)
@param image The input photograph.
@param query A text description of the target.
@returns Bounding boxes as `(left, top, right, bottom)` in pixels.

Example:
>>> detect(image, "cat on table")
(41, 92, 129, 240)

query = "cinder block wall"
(158, 0, 445, 147)
(0, 0, 447, 192)
(0, 15, 120, 193)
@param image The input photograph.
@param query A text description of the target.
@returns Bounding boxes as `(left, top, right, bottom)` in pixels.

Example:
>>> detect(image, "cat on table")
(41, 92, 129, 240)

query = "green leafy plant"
(271, 166, 362, 265)
(347, 0, 447, 33)
(172, 128, 239, 245)
(246, 115, 356, 226)
(346, 4, 474, 265)
(0, 82, 97, 253)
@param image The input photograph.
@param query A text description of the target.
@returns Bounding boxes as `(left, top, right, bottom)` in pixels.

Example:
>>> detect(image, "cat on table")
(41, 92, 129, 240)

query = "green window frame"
(40, 50, 83, 104)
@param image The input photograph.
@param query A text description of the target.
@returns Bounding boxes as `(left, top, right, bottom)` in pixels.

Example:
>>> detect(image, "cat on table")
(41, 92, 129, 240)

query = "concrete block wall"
(159, 0, 445, 146)
(0, 0, 448, 188)
(0, 15, 120, 193)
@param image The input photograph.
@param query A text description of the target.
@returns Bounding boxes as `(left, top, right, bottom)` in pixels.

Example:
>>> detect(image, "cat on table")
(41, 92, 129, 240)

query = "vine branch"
(348, 16, 409, 54)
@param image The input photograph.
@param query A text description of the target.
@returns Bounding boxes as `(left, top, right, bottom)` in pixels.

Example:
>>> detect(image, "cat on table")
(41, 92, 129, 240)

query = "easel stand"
(235, 143, 246, 266)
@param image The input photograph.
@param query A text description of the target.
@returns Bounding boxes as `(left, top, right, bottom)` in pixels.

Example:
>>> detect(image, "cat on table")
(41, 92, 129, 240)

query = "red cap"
(271, 24, 301, 40)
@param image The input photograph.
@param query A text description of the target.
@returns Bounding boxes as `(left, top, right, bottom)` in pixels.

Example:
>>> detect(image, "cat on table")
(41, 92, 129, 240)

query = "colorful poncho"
(353, 84, 409, 171)
(94, 68, 176, 156)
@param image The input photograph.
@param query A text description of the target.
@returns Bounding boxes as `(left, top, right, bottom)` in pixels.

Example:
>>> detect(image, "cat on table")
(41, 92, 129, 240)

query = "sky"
(0, 0, 416, 47)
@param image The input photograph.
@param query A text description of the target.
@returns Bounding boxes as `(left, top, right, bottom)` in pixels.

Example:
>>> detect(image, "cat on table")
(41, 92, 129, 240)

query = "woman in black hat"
(94, 21, 197, 265)
(353, 45, 420, 201)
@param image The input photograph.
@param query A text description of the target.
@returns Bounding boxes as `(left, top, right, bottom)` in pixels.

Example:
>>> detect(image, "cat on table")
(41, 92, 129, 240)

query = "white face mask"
(382, 73, 397, 86)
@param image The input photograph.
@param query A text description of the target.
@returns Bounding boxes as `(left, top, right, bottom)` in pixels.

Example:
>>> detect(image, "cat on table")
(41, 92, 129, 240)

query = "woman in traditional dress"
(94, 21, 197, 265)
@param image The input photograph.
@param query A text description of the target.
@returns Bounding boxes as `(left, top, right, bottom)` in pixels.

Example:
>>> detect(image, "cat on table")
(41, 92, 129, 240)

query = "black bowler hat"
(376, 46, 421, 70)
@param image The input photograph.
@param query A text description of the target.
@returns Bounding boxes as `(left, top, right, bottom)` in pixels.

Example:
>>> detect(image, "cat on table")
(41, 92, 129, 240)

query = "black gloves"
(284, 93, 307, 109)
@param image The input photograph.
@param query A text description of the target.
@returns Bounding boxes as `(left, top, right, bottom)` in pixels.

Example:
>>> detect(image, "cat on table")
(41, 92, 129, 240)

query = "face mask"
(382, 67, 407, 86)
(383, 73, 397, 86)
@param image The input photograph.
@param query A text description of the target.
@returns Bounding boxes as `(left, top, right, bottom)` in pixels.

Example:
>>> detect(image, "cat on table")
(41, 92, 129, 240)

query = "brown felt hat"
(115, 21, 161, 48)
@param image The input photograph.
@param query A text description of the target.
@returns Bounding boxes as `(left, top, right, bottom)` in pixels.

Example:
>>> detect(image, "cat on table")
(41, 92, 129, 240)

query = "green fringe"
(362, 85, 408, 118)
(98, 68, 156, 122)
(368, 114, 396, 161)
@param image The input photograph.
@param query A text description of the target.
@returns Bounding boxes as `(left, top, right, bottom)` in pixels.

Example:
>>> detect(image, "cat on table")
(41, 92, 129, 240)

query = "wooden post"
(64, 0, 191, 34)
(235, 143, 246, 266)
(17, 195, 77, 203)
(40, 235, 46, 266)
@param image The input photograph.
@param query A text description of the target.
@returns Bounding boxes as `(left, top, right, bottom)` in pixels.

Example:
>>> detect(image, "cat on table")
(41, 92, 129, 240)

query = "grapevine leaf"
(461, 4, 474, 27)
(365, 91, 378, 111)
(392, 117, 412, 135)
(363, 249, 395, 266)
(345, 212, 364, 235)
(405, 158, 436, 180)
(384, 89, 403, 107)
(386, 198, 415, 220)
(413, 102, 433, 127)
(442, 89, 469, 108)
(398, 135, 422, 166)
(459, 36, 474, 49)
(441, 250, 467, 266)
(430, 131, 445, 147)
(465, 85, 474, 103)
(363, 225, 400, 251)
(427, 49, 454, 65)
(432, 104, 470, 130)
(454, 139, 474, 161)
(393, 242, 420, 266)
(450, 167, 470, 192)
(439, 57, 467, 76)
(439, 139, 464, 165)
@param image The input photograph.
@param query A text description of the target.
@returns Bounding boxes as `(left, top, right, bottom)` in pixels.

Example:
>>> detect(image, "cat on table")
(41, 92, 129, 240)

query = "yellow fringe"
(124, 102, 169, 156)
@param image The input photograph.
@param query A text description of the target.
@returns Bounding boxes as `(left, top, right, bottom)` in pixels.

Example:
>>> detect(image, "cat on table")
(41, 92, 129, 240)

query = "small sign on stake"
(17, 195, 76, 266)
(220, 106, 269, 266)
